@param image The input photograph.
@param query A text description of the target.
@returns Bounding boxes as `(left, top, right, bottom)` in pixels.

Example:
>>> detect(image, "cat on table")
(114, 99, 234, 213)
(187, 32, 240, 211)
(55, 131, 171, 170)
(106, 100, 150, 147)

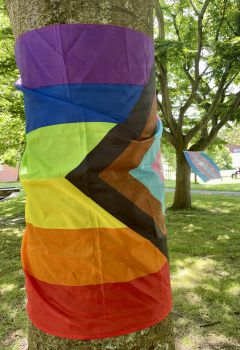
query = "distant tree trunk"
(194, 173, 198, 184)
(172, 151, 191, 209)
(5, 1, 175, 349)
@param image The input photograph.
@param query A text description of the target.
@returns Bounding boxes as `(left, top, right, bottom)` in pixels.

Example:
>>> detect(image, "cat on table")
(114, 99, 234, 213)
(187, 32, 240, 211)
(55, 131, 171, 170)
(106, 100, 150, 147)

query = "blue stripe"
(17, 84, 143, 133)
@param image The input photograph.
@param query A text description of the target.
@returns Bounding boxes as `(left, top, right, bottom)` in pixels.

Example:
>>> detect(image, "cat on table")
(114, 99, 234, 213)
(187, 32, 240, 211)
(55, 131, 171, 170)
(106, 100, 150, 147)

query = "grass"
(0, 192, 240, 349)
(0, 193, 27, 350)
(165, 179, 240, 192)
(166, 193, 240, 349)
(2, 180, 240, 192)
(0, 182, 21, 189)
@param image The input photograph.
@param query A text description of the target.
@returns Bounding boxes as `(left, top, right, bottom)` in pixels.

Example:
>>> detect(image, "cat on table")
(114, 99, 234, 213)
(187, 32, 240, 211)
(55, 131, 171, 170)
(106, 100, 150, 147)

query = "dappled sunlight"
(2, 227, 24, 237)
(217, 234, 230, 241)
(175, 327, 240, 350)
(199, 283, 219, 293)
(184, 292, 202, 305)
(227, 284, 240, 296)
(0, 283, 16, 294)
(0, 195, 27, 347)
(1, 329, 27, 349)
(0, 194, 26, 219)
(182, 223, 203, 233)
(166, 191, 240, 347)
(171, 257, 218, 289)
(1, 300, 25, 319)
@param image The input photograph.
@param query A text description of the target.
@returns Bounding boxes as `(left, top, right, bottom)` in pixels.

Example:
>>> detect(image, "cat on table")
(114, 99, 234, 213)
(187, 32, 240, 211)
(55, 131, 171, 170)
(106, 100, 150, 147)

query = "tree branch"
(176, 1, 210, 130)
(190, 0, 199, 16)
(185, 62, 232, 143)
(215, 0, 227, 41)
(154, 0, 178, 137)
(162, 129, 177, 148)
(189, 90, 240, 150)
(195, 0, 211, 81)
(154, 0, 165, 39)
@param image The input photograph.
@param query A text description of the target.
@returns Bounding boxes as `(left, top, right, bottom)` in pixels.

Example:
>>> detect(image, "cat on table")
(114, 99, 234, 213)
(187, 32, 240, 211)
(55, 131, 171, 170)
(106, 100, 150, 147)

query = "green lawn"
(1, 180, 240, 192)
(166, 193, 240, 349)
(0, 193, 26, 350)
(165, 179, 240, 192)
(0, 193, 239, 349)
(0, 182, 21, 189)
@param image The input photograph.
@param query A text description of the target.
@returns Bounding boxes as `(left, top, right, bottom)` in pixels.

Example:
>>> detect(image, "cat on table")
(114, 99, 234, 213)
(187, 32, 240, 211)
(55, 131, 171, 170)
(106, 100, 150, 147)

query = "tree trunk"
(172, 151, 191, 209)
(5, 0, 154, 38)
(5, 1, 175, 349)
(27, 315, 175, 350)
(194, 173, 198, 184)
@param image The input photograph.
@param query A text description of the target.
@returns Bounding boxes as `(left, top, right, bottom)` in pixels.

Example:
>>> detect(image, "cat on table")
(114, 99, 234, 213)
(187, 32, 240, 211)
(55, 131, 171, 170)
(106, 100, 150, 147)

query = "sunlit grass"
(165, 179, 240, 192)
(165, 192, 240, 349)
(0, 192, 239, 349)
(0, 182, 21, 189)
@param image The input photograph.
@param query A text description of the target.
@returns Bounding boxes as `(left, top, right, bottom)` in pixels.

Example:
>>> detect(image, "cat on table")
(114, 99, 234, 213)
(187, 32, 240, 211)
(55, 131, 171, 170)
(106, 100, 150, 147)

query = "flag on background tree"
(184, 151, 221, 182)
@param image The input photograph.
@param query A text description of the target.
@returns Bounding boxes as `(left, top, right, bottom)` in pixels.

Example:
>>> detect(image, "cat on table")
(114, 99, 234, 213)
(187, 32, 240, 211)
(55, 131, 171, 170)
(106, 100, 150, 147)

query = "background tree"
(162, 136, 233, 181)
(4, 1, 175, 349)
(219, 123, 240, 145)
(155, 0, 240, 209)
(206, 139, 233, 170)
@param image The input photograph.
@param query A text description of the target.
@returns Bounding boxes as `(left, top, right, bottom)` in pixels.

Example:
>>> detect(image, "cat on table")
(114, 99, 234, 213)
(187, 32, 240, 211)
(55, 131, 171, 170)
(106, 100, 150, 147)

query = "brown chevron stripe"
(99, 97, 167, 235)
(65, 67, 168, 258)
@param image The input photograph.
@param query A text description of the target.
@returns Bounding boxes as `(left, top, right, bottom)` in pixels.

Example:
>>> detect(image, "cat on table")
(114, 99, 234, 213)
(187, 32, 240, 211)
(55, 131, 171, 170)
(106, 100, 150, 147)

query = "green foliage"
(0, 2, 25, 167)
(155, 0, 240, 146)
(162, 135, 233, 170)
(155, 0, 240, 208)
(219, 124, 240, 145)
(206, 142, 233, 170)
(161, 139, 176, 169)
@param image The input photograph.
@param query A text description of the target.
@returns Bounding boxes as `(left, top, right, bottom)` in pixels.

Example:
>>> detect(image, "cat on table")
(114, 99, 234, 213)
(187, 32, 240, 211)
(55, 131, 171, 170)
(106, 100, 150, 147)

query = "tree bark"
(5, 0, 175, 349)
(5, 0, 154, 39)
(172, 151, 191, 209)
(27, 315, 175, 350)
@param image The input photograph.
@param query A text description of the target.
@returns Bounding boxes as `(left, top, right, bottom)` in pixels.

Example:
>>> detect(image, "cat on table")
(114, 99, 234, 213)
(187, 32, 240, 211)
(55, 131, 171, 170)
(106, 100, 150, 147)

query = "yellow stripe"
(22, 223, 166, 286)
(22, 177, 125, 229)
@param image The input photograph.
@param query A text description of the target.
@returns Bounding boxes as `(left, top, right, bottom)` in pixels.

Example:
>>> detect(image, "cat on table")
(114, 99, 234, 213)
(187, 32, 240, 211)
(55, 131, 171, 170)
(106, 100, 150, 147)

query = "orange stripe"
(22, 223, 167, 286)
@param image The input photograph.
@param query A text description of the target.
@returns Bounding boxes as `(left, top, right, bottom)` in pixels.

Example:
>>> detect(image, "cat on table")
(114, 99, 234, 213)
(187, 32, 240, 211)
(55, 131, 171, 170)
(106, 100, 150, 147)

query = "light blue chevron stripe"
(129, 119, 165, 212)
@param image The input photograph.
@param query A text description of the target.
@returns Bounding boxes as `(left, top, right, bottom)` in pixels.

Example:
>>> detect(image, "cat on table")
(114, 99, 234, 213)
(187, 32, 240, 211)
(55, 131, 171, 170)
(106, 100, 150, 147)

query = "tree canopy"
(155, 0, 240, 151)
(155, 0, 240, 208)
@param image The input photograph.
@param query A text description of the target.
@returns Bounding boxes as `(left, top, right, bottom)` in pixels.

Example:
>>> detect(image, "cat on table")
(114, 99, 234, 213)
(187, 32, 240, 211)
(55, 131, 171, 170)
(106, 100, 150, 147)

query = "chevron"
(65, 68, 168, 258)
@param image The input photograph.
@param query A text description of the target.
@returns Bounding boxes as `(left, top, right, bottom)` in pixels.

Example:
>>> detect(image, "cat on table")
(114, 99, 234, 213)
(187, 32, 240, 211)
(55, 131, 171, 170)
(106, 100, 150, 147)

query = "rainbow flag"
(15, 23, 172, 340)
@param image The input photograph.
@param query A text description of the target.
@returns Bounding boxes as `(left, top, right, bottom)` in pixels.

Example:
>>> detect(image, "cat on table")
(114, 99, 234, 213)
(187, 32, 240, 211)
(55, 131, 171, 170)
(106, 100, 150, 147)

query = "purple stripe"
(15, 24, 154, 89)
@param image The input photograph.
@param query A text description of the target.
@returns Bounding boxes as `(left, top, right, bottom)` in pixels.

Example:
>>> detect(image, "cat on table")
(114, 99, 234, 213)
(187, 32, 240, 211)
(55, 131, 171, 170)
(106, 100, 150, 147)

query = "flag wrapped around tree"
(6, 0, 174, 348)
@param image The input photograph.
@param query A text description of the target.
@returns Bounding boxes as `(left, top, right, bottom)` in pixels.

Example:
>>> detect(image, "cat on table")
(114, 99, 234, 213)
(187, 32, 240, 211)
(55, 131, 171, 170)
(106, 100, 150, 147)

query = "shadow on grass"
(0, 195, 27, 350)
(166, 193, 240, 349)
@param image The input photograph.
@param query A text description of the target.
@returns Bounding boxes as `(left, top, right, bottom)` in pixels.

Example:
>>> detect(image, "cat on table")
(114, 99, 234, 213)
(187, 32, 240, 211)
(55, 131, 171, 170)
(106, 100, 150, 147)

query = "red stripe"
(24, 262, 172, 340)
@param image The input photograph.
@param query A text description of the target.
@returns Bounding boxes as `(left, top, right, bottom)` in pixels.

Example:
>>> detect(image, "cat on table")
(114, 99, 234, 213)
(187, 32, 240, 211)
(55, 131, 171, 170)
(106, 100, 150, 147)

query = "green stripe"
(20, 122, 116, 180)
